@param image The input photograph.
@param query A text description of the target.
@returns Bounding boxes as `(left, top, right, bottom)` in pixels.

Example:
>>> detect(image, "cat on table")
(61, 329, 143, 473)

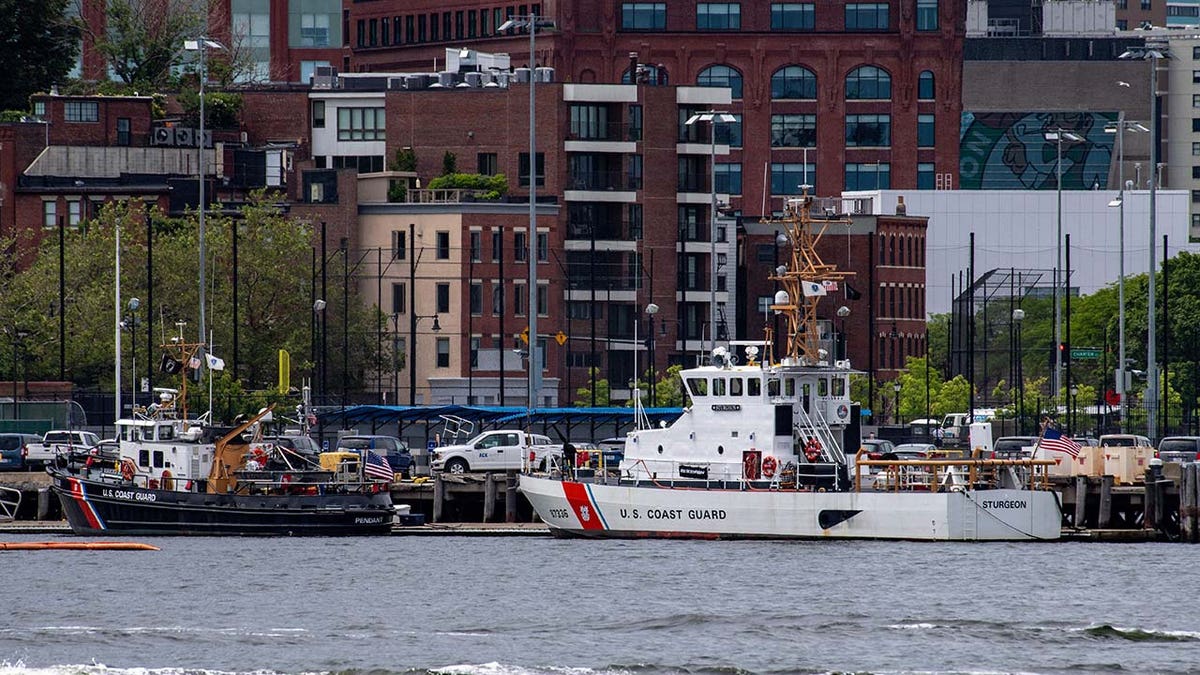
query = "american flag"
(1039, 427, 1082, 458)
(363, 451, 394, 481)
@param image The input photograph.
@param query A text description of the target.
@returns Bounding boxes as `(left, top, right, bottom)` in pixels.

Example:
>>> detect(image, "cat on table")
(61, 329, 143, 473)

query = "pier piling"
(1098, 475, 1113, 529)
(1074, 476, 1088, 528)
(483, 473, 497, 522)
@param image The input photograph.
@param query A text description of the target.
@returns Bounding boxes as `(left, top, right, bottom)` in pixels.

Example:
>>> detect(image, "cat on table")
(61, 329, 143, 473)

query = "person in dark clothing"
(562, 440, 576, 476)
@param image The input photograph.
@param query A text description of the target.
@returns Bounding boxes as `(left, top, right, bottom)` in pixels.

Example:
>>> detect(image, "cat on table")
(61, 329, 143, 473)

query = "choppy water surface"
(1, 534, 1197, 674)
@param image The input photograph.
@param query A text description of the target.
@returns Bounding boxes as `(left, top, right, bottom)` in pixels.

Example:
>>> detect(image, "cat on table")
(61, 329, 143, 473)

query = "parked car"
(1100, 434, 1153, 448)
(431, 430, 555, 473)
(891, 443, 936, 460)
(0, 433, 41, 471)
(993, 436, 1039, 459)
(335, 435, 413, 477)
(1157, 436, 1200, 463)
(24, 430, 101, 469)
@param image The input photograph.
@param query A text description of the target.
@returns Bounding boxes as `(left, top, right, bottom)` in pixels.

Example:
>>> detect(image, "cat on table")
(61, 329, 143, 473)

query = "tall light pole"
(1105, 113, 1147, 433)
(498, 13, 555, 410)
(1013, 308, 1025, 434)
(1043, 128, 1083, 407)
(184, 37, 225, 353)
(685, 110, 736, 353)
(1120, 41, 1168, 439)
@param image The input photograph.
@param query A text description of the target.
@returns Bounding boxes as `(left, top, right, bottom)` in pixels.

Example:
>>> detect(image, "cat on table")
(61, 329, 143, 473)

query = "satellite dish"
(774, 290, 790, 305)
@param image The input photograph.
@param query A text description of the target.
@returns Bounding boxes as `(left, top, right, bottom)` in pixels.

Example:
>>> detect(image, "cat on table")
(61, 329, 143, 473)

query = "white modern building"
(854, 189, 1195, 316)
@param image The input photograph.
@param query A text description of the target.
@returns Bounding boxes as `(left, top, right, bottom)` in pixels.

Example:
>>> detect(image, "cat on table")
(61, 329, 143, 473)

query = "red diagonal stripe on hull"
(69, 479, 103, 530)
(561, 481, 606, 531)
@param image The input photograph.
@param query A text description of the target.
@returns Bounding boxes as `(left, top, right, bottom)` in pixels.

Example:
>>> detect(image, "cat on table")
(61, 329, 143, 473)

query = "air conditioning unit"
(197, 129, 212, 148)
(312, 65, 337, 88)
(151, 127, 175, 146)
(174, 127, 195, 147)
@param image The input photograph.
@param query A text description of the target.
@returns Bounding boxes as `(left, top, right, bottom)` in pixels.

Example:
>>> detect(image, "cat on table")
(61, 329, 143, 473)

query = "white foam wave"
(0, 663, 299, 675)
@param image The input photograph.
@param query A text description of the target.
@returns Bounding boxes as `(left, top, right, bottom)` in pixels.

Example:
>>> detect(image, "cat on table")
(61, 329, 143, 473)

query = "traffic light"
(1059, 342, 1068, 365)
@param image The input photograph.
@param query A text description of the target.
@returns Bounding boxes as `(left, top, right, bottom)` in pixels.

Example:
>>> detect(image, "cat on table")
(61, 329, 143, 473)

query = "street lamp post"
(1070, 384, 1079, 433)
(836, 305, 850, 362)
(9, 330, 28, 420)
(1013, 308, 1025, 434)
(1120, 41, 1168, 440)
(1105, 113, 1147, 435)
(121, 298, 141, 409)
(312, 299, 326, 404)
(685, 110, 737, 354)
(893, 381, 902, 425)
(1043, 128, 1083, 407)
(183, 37, 225, 354)
(409, 314, 441, 405)
(498, 13, 555, 411)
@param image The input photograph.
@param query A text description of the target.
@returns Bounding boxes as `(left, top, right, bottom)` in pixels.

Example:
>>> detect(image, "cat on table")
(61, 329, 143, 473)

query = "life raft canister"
(160, 469, 174, 490)
(804, 438, 823, 462)
(761, 455, 778, 478)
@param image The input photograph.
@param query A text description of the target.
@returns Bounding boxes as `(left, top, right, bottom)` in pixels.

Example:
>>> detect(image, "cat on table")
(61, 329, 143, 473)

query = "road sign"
(1070, 348, 1101, 360)
(520, 326, 529, 344)
(555, 331, 567, 346)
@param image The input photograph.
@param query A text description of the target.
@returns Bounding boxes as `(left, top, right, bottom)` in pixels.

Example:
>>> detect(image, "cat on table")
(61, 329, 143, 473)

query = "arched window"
(770, 65, 817, 99)
(622, 64, 669, 85)
(918, 70, 935, 100)
(697, 65, 743, 99)
(845, 65, 891, 99)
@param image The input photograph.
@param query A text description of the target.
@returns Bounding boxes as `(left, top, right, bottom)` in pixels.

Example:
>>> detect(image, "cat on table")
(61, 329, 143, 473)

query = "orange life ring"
(160, 470, 174, 491)
(761, 455, 778, 478)
(120, 459, 135, 482)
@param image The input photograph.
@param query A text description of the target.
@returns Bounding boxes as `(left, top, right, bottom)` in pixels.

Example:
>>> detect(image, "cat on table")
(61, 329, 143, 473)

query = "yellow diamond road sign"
(555, 331, 567, 346)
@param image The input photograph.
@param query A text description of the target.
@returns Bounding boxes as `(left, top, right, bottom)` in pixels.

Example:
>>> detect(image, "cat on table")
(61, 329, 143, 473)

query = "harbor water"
(1, 534, 1198, 674)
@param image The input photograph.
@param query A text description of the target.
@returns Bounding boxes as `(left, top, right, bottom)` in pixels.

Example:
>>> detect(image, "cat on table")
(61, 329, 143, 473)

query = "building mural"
(959, 112, 1118, 190)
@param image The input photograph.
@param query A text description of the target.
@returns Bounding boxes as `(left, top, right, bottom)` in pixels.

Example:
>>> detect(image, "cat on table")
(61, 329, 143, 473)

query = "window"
(1194, 94, 1200, 109)
(292, 5, 335, 47)
(845, 3, 889, 29)
(391, 230, 407, 260)
(368, 18, 378, 46)
(514, 284, 527, 316)
(917, 162, 935, 189)
(1192, 190, 1200, 203)
(537, 284, 549, 315)
(771, 163, 816, 195)
(845, 163, 890, 190)
(336, 107, 385, 141)
(570, 104, 610, 140)
(437, 283, 450, 313)
(771, 3, 815, 30)
(715, 163, 742, 194)
(1194, 118, 1200, 133)
(771, 65, 817, 99)
(706, 114, 743, 147)
(478, 152, 498, 175)
(845, 114, 891, 146)
(492, 284, 504, 314)
(698, 3, 741, 29)
(470, 283, 482, 314)
(392, 282, 406, 314)
(621, 3, 666, 29)
(64, 101, 98, 122)
(918, 70, 934, 100)
(1193, 142, 1200, 156)
(312, 100, 325, 128)
(697, 65, 743, 99)
(1194, 70, 1200, 84)
(67, 199, 82, 226)
(537, 232, 549, 262)
(1193, 166, 1200, 180)
(846, 65, 891, 99)
(515, 232, 527, 262)
(519, 152, 545, 187)
(116, 118, 130, 146)
(300, 60, 330, 84)
(469, 231, 482, 261)
(470, 337, 480, 368)
(491, 230, 502, 262)
(916, 0, 938, 30)
(436, 231, 450, 259)
(917, 114, 935, 147)
(770, 114, 816, 147)
(436, 338, 450, 367)
(42, 200, 56, 229)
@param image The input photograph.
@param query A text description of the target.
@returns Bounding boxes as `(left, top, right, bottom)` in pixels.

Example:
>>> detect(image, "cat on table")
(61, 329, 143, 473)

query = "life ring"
(160, 470, 174, 491)
(120, 459, 136, 482)
(762, 455, 778, 478)
(804, 438, 823, 463)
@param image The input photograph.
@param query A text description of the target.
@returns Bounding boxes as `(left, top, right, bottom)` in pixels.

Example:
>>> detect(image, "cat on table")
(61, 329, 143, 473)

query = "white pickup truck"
(25, 430, 101, 469)
(430, 430, 555, 474)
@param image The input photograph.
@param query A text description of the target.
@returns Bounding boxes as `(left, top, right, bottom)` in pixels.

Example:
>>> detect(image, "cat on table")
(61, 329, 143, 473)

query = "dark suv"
(992, 436, 1039, 459)
(1157, 437, 1200, 463)
(336, 435, 412, 477)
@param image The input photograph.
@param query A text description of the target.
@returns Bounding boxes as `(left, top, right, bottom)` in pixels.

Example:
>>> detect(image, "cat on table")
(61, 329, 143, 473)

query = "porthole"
(717, 445, 725, 455)
(657, 445, 664, 454)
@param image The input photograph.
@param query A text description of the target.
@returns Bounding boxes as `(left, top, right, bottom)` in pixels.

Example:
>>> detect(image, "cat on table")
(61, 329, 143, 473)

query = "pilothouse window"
(687, 378, 708, 396)
(714, 378, 726, 396)
(767, 378, 780, 397)
(749, 378, 761, 397)
(833, 377, 846, 396)
(730, 378, 743, 396)
(784, 379, 796, 397)
(817, 378, 828, 396)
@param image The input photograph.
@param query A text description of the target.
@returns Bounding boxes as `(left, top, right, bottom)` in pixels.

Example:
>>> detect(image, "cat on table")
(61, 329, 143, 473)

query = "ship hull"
(50, 470, 394, 536)
(519, 475, 1061, 541)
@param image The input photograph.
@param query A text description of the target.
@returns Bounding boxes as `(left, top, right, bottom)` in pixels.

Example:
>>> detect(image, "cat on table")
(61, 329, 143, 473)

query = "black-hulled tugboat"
(48, 331, 394, 536)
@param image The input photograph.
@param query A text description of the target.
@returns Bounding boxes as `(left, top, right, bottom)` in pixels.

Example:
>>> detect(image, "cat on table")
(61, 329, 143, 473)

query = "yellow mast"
(763, 190, 854, 365)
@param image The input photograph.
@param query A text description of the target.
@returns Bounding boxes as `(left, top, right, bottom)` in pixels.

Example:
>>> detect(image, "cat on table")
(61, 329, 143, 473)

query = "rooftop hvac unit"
(174, 127, 195, 147)
(464, 72, 483, 87)
(312, 65, 337, 88)
(514, 67, 531, 83)
(437, 71, 455, 87)
(151, 126, 175, 146)
(535, 67, 555, 83)
(198, 129, 212, 149)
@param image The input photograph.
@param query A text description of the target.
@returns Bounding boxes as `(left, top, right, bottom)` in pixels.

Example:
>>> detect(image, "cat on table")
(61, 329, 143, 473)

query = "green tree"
(897, 356, 945, 420)
(426, 173, 508, 200)
(573, 368, 611, 407)
(389, 147, 417, 172)
(653, 365, 688, 407)
(442, 151, 457, 175)
(935, 375, 972, 416)
(0, 0, 77, 111)
(79, 0, 208, 90)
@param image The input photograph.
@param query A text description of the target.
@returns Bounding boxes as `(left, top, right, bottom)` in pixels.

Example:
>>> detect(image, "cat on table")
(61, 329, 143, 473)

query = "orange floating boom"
(0, 541, 160, 551)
